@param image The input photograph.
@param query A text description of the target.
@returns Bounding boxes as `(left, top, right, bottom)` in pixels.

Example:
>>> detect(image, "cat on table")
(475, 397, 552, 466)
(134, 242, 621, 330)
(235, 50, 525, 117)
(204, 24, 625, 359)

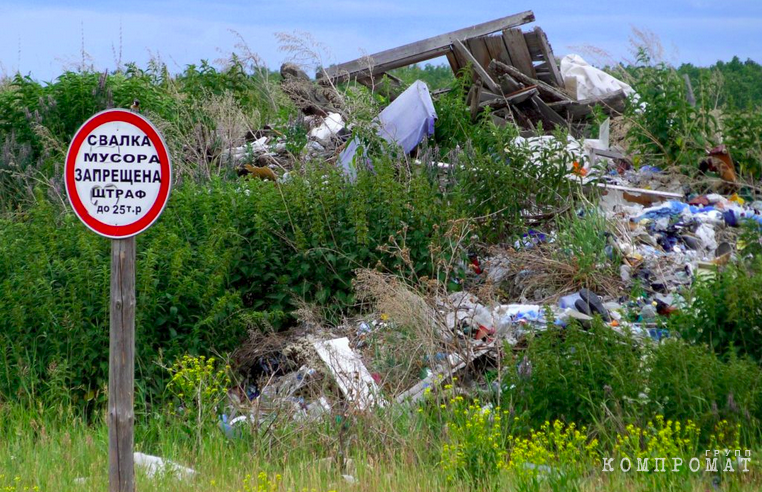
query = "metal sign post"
(65, 109, 171, 492)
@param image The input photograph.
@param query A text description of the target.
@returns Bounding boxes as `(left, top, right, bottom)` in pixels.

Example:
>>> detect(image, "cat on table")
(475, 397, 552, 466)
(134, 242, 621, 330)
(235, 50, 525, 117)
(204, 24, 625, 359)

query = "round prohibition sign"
(65, 109, 172, 238)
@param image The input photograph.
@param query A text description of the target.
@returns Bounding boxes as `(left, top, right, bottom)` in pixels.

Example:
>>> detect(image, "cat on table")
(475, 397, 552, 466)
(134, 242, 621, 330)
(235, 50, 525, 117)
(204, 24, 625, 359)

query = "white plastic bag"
(560, 54, 635, 101)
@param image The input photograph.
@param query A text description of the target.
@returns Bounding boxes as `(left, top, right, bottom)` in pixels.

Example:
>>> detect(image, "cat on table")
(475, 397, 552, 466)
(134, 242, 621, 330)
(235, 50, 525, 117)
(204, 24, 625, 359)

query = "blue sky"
(1, 0, 760, 81)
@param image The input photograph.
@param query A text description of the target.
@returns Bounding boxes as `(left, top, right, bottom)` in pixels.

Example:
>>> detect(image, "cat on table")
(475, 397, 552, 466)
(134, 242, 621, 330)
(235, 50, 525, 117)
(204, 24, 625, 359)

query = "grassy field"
(1, 403, 760, 492)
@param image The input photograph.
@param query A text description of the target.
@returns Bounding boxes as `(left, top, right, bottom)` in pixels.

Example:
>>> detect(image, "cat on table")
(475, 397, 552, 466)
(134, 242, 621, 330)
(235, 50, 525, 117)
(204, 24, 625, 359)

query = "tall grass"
(1, 401, 760, 492)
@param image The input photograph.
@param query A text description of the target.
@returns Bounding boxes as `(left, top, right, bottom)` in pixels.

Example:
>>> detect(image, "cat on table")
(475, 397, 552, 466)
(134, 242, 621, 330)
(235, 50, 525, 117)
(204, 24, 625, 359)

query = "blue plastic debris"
(647, 328, 670, 341)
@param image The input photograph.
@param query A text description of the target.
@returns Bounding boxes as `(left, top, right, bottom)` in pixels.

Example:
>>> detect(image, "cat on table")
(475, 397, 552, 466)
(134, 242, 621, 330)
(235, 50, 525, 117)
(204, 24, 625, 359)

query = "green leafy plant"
(554, 209, 620, 284)
(722, 110, 762, 178)
(445, 122, 577, 242)
(503, 320, 645, 429)
(166, 354, 230, 445)
(669, 256, 762, 363)
(625, 49, 718, 170)
(438, 395, 508, 487)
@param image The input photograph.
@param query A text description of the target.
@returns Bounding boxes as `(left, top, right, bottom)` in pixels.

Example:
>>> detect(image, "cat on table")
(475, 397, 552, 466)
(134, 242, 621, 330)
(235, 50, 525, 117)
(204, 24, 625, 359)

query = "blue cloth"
(340, 80, 437, 179)
(723, 210, 739, 227)
(633, 201, 689, 222)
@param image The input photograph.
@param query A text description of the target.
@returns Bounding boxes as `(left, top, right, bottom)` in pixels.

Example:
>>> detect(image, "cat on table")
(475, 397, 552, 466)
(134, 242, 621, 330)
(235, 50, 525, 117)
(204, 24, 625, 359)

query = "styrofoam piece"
(313, 337, 385, 410)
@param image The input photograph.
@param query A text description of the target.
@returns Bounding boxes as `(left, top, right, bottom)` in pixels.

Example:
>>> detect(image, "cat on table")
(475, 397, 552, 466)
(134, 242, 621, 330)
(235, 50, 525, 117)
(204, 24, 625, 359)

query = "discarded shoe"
(574, 298, 592, 316)
(579, 288, 611, 322)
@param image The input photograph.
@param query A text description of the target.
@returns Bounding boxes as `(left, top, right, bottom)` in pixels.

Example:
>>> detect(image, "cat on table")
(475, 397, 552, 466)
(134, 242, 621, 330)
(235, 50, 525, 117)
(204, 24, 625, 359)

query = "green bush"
(504, 320, 762, 441)
(0, 162, 456, 411)
(670, 257, 762, 363)
(625, 51, 718, 170)
(723, 109, 762, 178)
(233, 158, 455, 321)
(554, 209, 620, 284)
(503, 321, 645, 428)
(0, 61, 285, 212)
(448, 131, 578, 243)
(434, 82, 578, 242)
(0, 183, 246, 411)
(647, 339, 762, 435)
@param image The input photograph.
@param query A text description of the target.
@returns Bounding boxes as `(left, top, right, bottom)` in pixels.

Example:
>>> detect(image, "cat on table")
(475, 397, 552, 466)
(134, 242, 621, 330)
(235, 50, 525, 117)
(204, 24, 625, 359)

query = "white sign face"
(65, 109, 172, 238)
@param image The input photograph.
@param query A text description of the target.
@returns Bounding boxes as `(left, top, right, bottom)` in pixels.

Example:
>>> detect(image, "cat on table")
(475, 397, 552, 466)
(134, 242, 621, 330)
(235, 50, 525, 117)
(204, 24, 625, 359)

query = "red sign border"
(65, 109, 172, 239)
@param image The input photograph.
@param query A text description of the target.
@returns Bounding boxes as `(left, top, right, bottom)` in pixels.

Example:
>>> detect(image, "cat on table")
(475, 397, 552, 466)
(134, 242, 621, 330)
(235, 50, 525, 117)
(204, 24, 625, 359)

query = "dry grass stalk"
(353, 269, 450, 396)
(501, 245, 622, 303)
(353, 268, 444, 342)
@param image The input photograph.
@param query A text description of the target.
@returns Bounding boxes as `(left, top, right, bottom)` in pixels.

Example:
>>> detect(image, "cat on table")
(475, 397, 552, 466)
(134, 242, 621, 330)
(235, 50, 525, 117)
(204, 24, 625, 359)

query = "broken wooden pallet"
(548, 89, 628, 119)
(323, 11, 535, 82)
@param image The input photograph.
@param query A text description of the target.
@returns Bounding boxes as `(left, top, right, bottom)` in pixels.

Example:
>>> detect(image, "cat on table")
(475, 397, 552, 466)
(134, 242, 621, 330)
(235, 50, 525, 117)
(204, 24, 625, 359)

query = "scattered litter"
(204, 10, 762, 432)
(342, 474, 357, 484)
(560, 54, 636, 101)
(134, 452, 196, 480)
(340, 80, 437, 177)
(396, 345, 494, 403)
(313, 337, 386, 411)
(309, 113, 345, 145)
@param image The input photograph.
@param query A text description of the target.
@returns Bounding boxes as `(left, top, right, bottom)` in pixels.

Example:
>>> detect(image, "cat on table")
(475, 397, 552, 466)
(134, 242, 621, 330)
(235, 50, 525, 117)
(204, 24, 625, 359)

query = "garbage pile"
(216, 12, 760, 432)
(232, 10, 637, 182)
(472, 144, 761, 342)
(231, 74, 441, 183)
(220, 150, 759, 433)
(322, 10, 629, 138)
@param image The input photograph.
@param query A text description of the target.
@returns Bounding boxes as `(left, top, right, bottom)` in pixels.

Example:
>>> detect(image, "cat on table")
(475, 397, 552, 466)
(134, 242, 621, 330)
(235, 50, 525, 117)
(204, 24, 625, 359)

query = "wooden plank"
(595, 149, 627, 160)
(483, 35, 513, 66)
(478, 89, 500, 104)
(324, 11, 535, 81)
(495, 74, 523, 93)
(356, 72, 403, 99)
(109, 237, 135, 492)
(536, 73, 554, 86)
(466, 37, 493, 71)
(531, 95, 569, 130)
(396, 346, 494, 403)
(489, 60, 569, 102)
(446, 51, 462, 75)
(523, 30, 543, 61)
(491, 113, 509, 126)
(453, 40, 500, 93)
(479, 87, 539, 109)
(356, 72, 402, 89)
(510, 105, 536, 133)
(502, 28, 536, 78)
(468, 79, 483, 122)
(548, 89, 627, 119)
(533, 27, 565, 88)
(450, 44, 470, 76)
(313, 337, 385, 411)
(596, 183, 683, 206)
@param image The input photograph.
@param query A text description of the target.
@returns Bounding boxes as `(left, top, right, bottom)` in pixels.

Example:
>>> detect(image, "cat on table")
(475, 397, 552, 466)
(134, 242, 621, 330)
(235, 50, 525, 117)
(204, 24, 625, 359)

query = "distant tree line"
(389, 57, 761, 110)
(676, 57, 762, 110)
